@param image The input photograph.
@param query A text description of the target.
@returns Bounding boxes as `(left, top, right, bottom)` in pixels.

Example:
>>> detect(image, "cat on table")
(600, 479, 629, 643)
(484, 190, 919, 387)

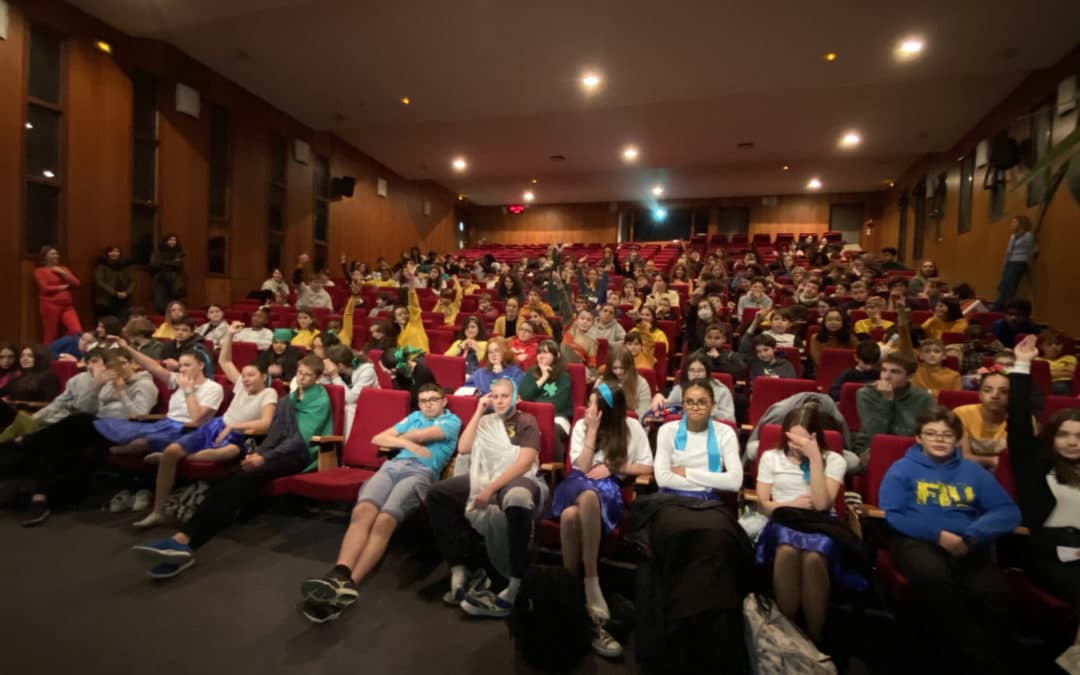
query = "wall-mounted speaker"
(376, 178, 388, 198)
(331, 176, 356, 198)
(293, 139, 310, 164)
(175, 82, 201, 118)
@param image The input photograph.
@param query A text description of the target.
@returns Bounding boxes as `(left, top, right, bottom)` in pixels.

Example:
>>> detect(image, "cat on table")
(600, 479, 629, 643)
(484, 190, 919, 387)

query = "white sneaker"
(133, 511, 169, 529)
(132, 489, 153, 512)
(108, 490, 134, 513)
(590, 614, 623, 659)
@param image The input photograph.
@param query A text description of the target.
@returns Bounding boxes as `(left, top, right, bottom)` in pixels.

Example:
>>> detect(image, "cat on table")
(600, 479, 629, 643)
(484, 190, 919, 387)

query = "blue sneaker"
(132, 538, 193, 562)
(460, 589, 513, 618)
(148, 559, 194, 580)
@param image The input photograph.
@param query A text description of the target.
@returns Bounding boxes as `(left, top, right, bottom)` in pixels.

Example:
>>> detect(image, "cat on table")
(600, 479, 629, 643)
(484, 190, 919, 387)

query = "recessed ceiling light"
(43, 169, 55, 179)
(806, 178, 822, 190)
(457, 194, 465, 201)
(887, 180, 895, 188)
(451, 157, 467, 172)
(651, 185, 664, 197)
(24, 122, 33, 130)
(824, 52, 837, 62)
(530, 178, 538, 184)
(94, 40, 112, 55)
(621, 146, 639, 162)
(839, 131, 862, 148)
(896, 37, 925, 60)
(782, 164, 790, 172)
(400, 97, 410, 105)
(523, 191, 535, 202)
(581, 72, 602, 91)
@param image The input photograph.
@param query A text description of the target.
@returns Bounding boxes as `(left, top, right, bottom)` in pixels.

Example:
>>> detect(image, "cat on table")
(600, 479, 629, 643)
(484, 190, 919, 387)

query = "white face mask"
(698, 308, 713, 321)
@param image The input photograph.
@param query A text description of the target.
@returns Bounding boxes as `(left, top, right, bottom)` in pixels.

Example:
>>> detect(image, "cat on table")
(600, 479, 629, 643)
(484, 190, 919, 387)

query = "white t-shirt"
(756, 449, 846, 504)
(166, 375, 225, 424)
(568, 417, 653, 476)
(223, 380, 278, 426)
(1044, 472, 1080, 528)
(234, 328, 273, 351)
(654, 420, 743, 492)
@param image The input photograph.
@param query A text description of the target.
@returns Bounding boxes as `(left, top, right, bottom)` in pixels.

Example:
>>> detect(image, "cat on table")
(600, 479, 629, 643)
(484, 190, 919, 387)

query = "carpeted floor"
(0, 501, 633, 675)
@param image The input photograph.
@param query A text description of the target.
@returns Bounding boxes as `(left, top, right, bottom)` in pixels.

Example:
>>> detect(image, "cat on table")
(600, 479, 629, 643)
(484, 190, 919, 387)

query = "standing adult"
(93, 246, 135, 321)
(150, 234, 186, 314)
(993, 215, 1034, 310)
(34, 246, 82, 344)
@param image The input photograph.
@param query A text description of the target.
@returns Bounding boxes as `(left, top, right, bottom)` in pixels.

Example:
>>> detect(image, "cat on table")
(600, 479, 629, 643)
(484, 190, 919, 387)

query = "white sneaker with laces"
(132, 489, 152, 512)
(108, 490, 134, 513)
(590, 614, 623, 659)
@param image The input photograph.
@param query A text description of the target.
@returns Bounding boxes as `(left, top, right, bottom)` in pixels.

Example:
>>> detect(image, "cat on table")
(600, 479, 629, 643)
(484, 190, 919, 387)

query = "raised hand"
(1014, 334, 1038, 363)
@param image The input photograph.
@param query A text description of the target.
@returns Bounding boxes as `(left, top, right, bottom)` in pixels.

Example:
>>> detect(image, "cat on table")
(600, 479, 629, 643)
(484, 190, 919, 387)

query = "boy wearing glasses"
(299, 383, 462, 623)
(853, 352, 934, 465)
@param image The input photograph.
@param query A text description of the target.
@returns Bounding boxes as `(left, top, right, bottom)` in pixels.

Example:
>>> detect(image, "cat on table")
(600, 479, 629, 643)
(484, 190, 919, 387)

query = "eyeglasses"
(683, 399, 710, 410)
(418, 397, 445, 406)
(921, 431, 956, 442)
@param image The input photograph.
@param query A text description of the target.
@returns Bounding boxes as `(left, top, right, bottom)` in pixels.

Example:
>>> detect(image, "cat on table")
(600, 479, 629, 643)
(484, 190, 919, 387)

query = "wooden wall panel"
(0, 10, 27, 343)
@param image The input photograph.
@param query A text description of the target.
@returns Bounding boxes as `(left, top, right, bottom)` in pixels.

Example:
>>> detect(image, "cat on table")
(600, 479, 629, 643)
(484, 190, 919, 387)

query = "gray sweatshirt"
(98, 371, 159, 420)
(589, 319, 626, 345)
(33, 372, 102, 426)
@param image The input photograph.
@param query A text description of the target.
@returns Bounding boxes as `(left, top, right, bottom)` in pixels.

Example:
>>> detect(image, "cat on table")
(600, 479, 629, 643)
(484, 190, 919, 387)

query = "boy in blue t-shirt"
(299, 383, 461, 623)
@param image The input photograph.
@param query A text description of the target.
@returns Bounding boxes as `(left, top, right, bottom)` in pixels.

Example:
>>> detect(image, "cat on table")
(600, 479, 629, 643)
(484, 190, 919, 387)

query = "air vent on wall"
(549, 154, 566, 162)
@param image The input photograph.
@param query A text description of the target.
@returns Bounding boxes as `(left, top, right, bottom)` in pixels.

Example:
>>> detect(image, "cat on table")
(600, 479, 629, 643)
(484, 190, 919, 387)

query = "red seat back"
(517, 400, 556, 464)
(230, 341, 260, 368)
(323, 383, 346, 436)
(446, 394, 479, 426)
(596, 338, 609, 370)
(50, 360, 79, 391)
(714, 371, 735, 398)
(566, 362, 587, 408)
(815, 348, 855, 393)
(637, 368, 659, 396)
(152, 375, 172, 414)
(367, 349, 395, 389)
(423, 354, 466, 390)
(428, 328, 455, 355)
(865, 434, 915, 504)
(748, 378, 818, 426)
(342, 388, 410, 469)
(839, 381, 864, 432)
(937, 389, 978, 410)
(776, 346, 802, 378)
(1042, 395, 1080, 424)
(1030, 359, 1052, 398)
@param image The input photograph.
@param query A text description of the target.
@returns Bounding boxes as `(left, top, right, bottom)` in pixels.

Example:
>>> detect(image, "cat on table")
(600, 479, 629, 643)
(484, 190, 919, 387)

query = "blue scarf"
(674, 416, 722, 472)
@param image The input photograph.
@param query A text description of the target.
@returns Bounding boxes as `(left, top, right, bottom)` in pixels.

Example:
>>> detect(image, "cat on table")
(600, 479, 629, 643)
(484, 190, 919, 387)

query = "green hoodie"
(292, 384, 333, 472)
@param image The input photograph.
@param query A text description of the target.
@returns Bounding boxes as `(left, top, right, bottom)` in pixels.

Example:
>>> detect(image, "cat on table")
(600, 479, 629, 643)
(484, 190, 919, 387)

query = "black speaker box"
(331, 176, 356, 198)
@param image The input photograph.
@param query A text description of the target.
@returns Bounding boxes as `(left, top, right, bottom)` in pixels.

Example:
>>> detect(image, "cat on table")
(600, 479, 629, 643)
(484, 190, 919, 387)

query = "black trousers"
(1026, 527, 1080, 621)
(889, 535, 1014, 675)
(0, 413, 106, 504)
(426, 474, 540, 580)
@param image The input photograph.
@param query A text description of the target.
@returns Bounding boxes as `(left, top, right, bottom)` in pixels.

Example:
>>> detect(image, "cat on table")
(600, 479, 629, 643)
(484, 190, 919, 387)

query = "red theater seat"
(747, 378, 817, 427)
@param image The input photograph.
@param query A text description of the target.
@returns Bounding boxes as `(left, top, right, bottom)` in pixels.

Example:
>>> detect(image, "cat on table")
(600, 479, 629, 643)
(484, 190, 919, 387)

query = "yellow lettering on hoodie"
(915, 480, 975, 509)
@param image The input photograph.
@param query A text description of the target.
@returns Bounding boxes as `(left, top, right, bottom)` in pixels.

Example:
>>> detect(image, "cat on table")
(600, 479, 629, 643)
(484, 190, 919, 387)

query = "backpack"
(743, 593, 837, 675)
(508, 566, 593, 672)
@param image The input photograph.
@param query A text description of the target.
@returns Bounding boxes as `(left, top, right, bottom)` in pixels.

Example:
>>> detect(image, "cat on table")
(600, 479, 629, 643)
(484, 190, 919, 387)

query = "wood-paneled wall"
(0, 1, 457, 344)
(470, 193, 880, 245)
(865, 44, 1080, 335)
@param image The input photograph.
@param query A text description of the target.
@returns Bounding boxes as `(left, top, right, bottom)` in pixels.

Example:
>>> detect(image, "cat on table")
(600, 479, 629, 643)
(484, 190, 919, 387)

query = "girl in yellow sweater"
(290, 308, 320, 348)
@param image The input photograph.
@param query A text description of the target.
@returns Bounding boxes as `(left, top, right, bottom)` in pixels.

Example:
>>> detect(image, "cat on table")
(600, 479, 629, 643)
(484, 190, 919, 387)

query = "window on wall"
(897, 195, 909, 262)
(912, 178, 927, 261)
(715, 206, 750, 237)
(131, 71, 158, 265)
(312, 155, 330, 272)
(931, 172, 946, 241)
(957, 154, 974, 234)
(207, 105, 230, 274)
(267, 134, 286, 274)
(1027, 99, 1054, 207)
(24, 27, 63, 255)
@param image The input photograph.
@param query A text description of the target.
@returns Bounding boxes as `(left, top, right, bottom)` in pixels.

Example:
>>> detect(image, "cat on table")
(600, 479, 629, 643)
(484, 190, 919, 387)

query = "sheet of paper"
(1056, 546, 1080, 563)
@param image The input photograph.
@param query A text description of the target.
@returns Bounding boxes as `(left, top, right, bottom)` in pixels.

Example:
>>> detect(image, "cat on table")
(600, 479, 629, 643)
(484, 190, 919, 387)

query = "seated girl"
(550, 383, 653, 658)
(324, 343, 378, 439)
(1009, 335, 1080, 667)
(256, 329, 303, 381)
(290, 308, 321, 348)
(395, 266, 430, 353)
(878, 406, 1020, 675)
(493, 297, 522, 338)
(601, 346, 652, 419)
(561, 308, 598, 377)
(195, 304, 228, 349)
(377, 347, 437, 411)
(508, 320, 540, 370)
(134, 323, 278, 528)
(634, 306, 668, 362)
(363, 319, 397, 353)
(754, 406, 849, 645)
(622, 331, 652, 372)
(920, 298, 968, 341)
(0, 345, 59, 407)
(463, 337, 524, 394)
(649, 351, 736, 423)
(654, 379, 743, 499)
(432, 277, 463, 326)
(518, 339, 573, 458)
(808, 309, 858, 368)
(153, 301, 187, 339)
(954, 370, 1012, 470)
(445, 316, 487, 376)
(1037, 330, 1077, 396)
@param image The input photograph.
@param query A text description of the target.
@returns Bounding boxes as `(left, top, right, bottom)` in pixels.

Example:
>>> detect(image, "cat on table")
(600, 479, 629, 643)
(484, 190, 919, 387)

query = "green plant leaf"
(1012, 124, 1080, 192)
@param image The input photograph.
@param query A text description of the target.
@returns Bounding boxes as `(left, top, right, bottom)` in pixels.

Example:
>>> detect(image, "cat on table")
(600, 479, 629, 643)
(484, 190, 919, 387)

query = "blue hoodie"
(879, 445, 1020, 546)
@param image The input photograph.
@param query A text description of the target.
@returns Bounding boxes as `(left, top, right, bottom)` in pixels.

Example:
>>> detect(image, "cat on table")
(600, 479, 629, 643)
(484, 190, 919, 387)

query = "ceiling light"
(806, 178, 822, 190)
(94, 40, 112, 55)
(896, 37, 924, 60)
(621, 146, 639, 162)
(651, 185, 664, 197)
(24, 122, 33, 130)
(530, 178, 537, 184)
(457, 194, 465, 201)
(451, 157, 467, 172)
(42, 169, 55, 179)
(653, 207, 667, 221)
(400, 97, 410, 105)
(581, 72, 602, 91)
(782, 164, 790, 172)
(824, 52, 837, 62)
(839, 131, 862, 148)
(523, 191, 535, 202)
(888, 180, 896, 188)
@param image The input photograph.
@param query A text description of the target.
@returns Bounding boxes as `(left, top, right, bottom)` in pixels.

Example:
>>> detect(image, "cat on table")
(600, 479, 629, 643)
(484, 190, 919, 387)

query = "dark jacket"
(256, 346, 302, 382)
(828, 367, 879, 400)
(150, 246, 186, 298)
(746, 353, 797, 388)
(1007, 366, 1058, 530)
(702, 348, 748, 380)
(93, 257, 135, 308)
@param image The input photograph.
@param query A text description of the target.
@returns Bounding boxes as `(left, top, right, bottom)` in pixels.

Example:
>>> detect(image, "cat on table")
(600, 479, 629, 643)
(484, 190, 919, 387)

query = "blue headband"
(596, 381, 614, 408)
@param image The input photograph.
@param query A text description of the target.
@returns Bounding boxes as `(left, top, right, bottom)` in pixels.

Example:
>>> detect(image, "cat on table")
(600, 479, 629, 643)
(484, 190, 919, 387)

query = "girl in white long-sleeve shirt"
(325, 344, 379, 439)
(655, 381, 743, 498)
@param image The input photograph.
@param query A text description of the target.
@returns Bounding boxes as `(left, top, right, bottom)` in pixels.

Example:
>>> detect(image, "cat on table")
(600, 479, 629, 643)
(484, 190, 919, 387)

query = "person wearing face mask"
(426, 378, 547, 618)
(878, 407, 1020, 675)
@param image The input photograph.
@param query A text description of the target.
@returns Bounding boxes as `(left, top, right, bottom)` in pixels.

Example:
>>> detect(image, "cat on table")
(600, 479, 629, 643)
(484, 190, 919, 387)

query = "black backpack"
(508, 566, 594, 672)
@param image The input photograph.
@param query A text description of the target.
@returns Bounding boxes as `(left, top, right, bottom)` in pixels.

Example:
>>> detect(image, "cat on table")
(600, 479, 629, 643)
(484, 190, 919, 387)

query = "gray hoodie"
(33, 372, 102, 426)
(97, 371, 158, 419)
(589, 319, 626, 345)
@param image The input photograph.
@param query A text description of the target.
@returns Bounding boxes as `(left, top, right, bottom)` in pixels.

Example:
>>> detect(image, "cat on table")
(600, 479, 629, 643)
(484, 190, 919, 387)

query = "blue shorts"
(172, 417, 245, 454)
(355, 459, 436, 522)
(93, 418, 185, 453)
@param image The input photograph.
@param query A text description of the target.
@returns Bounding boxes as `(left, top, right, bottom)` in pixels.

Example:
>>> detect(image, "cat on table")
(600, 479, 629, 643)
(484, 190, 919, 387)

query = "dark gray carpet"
(0, 503, 631, 675)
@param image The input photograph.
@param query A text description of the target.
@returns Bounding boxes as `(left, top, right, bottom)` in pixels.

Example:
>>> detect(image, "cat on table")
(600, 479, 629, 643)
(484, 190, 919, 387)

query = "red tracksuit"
(35, 266, 83, 343)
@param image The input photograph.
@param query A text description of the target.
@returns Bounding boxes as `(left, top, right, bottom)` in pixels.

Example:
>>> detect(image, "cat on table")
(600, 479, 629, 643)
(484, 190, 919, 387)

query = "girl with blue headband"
(654, 380, 742, 500)
(550, 379, 653, 659)
(752, 405, 849, 646)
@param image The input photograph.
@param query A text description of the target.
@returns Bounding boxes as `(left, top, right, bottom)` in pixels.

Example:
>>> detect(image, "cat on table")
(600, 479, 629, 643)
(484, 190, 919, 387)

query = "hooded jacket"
(879, 445, 1020, 546)
(93, 255, 135, 308)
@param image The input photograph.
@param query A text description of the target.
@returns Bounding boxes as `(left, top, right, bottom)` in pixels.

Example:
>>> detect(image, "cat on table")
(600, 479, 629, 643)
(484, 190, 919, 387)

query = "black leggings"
(0, 413, 106, 504)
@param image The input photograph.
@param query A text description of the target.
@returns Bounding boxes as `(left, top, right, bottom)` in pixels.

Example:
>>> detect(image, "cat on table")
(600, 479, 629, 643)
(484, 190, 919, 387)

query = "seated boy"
(299, 383, 462, 623)
(233, 308, 274, 351)
(912, 338, 962, 398)
(701, 322, 748, 380)
(828, 340, 881, 400)
(476, 294, 499, 322)
(853, 296, 894, 338)
(1037, 330, 1076, 396)
(746, 334, 796, 387)
(160, 316, 203, 371)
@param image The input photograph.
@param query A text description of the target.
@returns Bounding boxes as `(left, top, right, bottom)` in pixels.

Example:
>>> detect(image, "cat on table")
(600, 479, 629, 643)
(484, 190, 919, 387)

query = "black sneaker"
(300, 570, 359, 608)
(299, 600, 342, 624)
(20, 500, 50, 527)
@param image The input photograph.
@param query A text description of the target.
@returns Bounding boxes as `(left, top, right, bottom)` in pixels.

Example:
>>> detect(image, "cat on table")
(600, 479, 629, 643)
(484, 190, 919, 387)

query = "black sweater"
(1007, 368, 1057, 530)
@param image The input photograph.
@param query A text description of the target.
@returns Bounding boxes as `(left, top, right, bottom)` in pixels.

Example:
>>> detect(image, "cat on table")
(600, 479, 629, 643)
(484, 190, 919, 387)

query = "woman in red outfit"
(34, 246, 82, 344)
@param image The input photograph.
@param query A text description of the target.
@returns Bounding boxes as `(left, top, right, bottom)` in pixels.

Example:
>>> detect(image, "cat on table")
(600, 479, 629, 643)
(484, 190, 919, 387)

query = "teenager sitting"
(649, 351, 736, 423)
(518, 339, 573, 459)
(654, 379, 743, 498)
(378, 346, 438, 411)
(912, 338, 962, 398)
(256, 329, 303, 382)
(324, 344, 378, 440)
(852, 352, 934, 463)
(445, 316, 488, 376)
(232, 308, 274, 351)
(463, 336, 524, 395)
(828, 341, 881, 401)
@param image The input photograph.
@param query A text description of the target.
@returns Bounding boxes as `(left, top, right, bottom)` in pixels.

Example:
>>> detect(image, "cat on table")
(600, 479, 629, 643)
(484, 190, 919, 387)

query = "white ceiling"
(71, 0, 1080, 204)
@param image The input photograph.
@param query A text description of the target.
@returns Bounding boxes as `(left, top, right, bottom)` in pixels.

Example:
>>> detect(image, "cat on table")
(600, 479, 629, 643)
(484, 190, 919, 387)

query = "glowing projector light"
(653, 207, 667, 221)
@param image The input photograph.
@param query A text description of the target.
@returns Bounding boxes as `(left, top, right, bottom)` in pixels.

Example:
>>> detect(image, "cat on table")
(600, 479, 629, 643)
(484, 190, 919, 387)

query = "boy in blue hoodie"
(879, 405, 1020, 675)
